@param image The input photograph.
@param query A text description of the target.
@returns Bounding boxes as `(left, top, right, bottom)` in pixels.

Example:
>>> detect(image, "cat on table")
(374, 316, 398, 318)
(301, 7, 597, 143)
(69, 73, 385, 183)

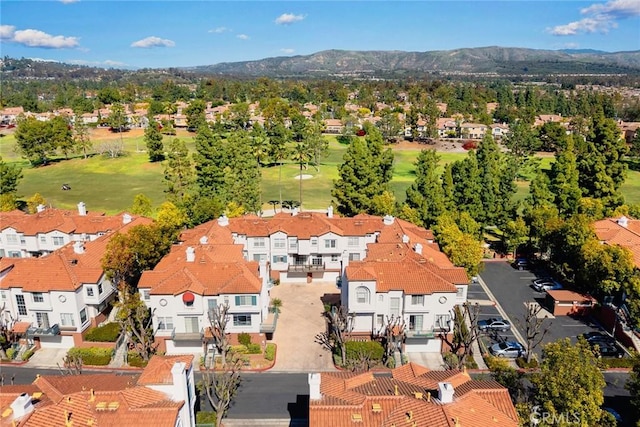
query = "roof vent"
(291, 207, 299, 216)
(414, 243, 423, 255)
(122, 213, 132, 225)
(73, 241, 85, 255)
(402, 234, 410, 244)
(199, 236, 208, 244)
(36, 204, 46, 213)
(218, 215, 229, 227)
(327, 206, 333, 218)
(308, 373, 321, 400)
(383, 215, 395, 225)
(438, 382, 454, 404)
(618, 216, 629, 228)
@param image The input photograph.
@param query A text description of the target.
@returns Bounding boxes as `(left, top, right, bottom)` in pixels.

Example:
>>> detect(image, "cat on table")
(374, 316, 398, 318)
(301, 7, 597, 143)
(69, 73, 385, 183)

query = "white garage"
(404, 337, 442, 353)
(36, 335, 75, 349)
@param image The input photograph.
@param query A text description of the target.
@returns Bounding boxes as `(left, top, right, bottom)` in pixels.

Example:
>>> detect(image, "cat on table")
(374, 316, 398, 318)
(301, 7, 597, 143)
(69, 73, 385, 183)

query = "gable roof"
(310, 363, 518, 427)
(137, 355, 194, 386)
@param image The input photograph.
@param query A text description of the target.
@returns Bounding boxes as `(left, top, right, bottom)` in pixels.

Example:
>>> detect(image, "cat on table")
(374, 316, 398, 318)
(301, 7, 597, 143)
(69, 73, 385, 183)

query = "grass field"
(3, 130, 640, 214)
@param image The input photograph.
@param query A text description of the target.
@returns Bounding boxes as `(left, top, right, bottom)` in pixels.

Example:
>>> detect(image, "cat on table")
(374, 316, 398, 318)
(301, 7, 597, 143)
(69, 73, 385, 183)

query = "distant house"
(323, 118, 344, 134)
(460, 122, 488, 140)
(308, 362, 519, 426)
(490, 123, 510, 139)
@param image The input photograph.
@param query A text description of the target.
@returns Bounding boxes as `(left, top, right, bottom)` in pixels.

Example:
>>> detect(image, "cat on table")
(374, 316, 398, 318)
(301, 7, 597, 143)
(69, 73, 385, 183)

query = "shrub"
(85, 322, 121, 342)
(345, 340, 384, 363)
(515, 357, 539, 369)
(6, 348, 15, 360)
(127, 351, 148, 368)
(238, 333, 252, 347)
(230, 345, 248, 354)
(598, 357, 636, 369)
(462, 140, 477, 150)
(247, 343, 261, 354)
(67, 347, 113, 366)
(464, 355, 478, 369)
(21, 349, 34, 361)
(264, 343, 276, 361)
(196, 411, 217, 425)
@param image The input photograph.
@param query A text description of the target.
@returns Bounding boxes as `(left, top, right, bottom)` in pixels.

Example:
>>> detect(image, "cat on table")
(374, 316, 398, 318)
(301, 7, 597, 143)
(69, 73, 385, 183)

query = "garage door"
(166, 340, 204, 355)
(38, 335, 74, 349)
(353, 314, 373, 333)
(405, 338, 441, 353)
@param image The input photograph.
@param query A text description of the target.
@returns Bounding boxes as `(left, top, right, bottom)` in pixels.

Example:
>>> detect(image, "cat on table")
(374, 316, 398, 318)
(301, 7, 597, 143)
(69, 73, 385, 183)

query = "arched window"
(356, 286, 370, 304)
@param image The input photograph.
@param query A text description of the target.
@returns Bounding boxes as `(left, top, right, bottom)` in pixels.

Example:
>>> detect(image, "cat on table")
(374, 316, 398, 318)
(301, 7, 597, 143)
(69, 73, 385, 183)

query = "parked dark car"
(489, 341, 524, 358)
(478, 317, 511, 332)
(591, 342, 625, 358)
(581, 331, 616, 346)
(513, 258, 529, 270)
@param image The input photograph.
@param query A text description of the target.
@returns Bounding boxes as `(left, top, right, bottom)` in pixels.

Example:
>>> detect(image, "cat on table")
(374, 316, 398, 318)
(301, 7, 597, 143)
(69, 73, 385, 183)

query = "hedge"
(21, 349, 34, 361)
(264, 343, 276, 361)
(598, 357, 636, 369)
(516, 357, 539, 369)
(84, 322, 121, 342)
(127, 351, 148, 368)
(345, 341, 384, 362)
(67, 347, 113, 366)
(247, 343, 261, 354)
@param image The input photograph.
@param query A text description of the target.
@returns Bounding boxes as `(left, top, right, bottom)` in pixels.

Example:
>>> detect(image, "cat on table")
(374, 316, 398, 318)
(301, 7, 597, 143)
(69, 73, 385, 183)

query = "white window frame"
(411, 295, 424, 306)
(253, 238, 266, 248)
(324, 239, 337, 249)
(273, 238, 286, 249)
(356, 286, 370, 304)
(79, 308, 88, 324)
(60, 313, 75, 327)
(348, 236, 359, 247)
(6, 234, 18, 245)
(86, 287, 94, 297)
(52, 236, 64, 246)
(33, 293, 44, 303)
(157, 316, 174, 330)
(233, 314, 252, 326)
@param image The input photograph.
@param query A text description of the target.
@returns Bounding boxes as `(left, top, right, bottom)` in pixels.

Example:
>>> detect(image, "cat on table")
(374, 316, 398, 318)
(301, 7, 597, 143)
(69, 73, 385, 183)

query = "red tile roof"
(593, 217, 640, 267)
(137, 355, 194, 386)
(310, 364, 518, 427)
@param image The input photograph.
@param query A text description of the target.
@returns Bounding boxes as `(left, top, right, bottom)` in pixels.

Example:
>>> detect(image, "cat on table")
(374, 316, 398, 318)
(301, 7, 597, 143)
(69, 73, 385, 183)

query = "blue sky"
(1, 0, 639, 69)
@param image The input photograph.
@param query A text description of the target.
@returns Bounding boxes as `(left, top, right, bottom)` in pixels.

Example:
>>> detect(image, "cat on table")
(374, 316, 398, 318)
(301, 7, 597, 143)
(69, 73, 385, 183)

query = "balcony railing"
(171, 328, 204, 342)
(27, 323, 60, 338)
(288, 263, 325, 273)
(405, 328, 436, 339)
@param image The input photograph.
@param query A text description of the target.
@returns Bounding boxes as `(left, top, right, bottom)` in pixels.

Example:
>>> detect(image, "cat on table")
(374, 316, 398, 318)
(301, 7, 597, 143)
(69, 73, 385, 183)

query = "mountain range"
(3, 46, 640, 79)
(188, 46, 640, 77)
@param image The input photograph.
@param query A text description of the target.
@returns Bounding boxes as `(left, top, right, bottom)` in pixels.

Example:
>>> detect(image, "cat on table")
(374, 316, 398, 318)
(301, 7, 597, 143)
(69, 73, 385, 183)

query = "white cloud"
(13, 29, 79, 48)
(549, 0, 640, 36)
(67, 59, 126, 67)
(237, 34, 250, 40)
(59, 0, 80, 4)
(0, 25, 15, 40)
(275, 13, 305, 25)
(208, 27, 229, 34)
(130, 36, 175, 48)
(280, 48, 295, 54)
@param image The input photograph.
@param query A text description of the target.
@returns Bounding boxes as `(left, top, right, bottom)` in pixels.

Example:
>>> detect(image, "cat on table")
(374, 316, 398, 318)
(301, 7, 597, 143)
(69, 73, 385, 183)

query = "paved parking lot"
(478, 260, 613, 359)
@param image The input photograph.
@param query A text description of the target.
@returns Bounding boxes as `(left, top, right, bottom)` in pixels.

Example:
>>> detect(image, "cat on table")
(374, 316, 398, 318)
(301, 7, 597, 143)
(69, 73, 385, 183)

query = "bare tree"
(379, 315, 406, 366)
(96, 140, 125, 158)
(208, 303, 232, 367)
(0, 306, 17, 360)
(439, 303, 481, 370)
(57, 353, 83, 375)
(117, 292, 157, 361)
(202, 356, 242, 427)
(519, 302, 551, 364)
(315, 306, 354, 367)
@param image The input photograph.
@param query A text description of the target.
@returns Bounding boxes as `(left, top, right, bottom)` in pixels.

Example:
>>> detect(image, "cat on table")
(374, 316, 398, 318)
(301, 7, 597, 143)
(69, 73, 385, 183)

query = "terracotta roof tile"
(137, 355, 194, 386)
(594, 217, 640, 267)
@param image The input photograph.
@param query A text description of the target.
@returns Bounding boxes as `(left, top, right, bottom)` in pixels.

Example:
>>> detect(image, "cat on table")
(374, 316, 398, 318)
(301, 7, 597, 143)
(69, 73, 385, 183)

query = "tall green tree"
(332, 129, 394, 216)
(404, 149, 444, 228)
(503, 120, 539, 171)
(223, 131, 261, 214)
(185, 99, 207, 130)
(163, 138, 194, 202)
(0, 156, 23, 196)
(266, 120, 291, 206)
(577, 116, 628, 211)
(73, 115, 92, 159)
(193, 124, 227, 197)
(449, 152, 484, 223)
(14, 115, 60, 165)
(534, 338, 606, 427)
(130, 194, 153, 217)
(144, 118, 164, 162)
(108, 103, 128, 132)
(550, 138, 582, 217)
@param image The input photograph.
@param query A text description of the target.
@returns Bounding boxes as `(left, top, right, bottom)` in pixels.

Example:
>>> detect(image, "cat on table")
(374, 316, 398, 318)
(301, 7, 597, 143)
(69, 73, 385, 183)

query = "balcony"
(171, 328, 203, 342)
(406, 329, 436, 339)
(27, 323, 60, 338)
(288, 263, 325, 273)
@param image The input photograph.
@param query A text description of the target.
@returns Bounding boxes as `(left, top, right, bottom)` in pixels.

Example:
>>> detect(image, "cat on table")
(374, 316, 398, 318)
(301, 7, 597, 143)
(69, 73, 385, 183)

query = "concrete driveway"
(269, 282, 339, 372)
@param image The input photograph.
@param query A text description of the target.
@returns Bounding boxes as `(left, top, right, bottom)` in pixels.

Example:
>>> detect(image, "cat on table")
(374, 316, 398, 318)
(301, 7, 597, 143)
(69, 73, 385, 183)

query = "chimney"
(618, 216, 629, 228)
(327, 206, 334, 218)
(36, 204, 46, 213)
(414, 243, 423, 255)
(77, 202, 87, 216)
(402, 234, 409, 244)
(10, 393, 34, 419)
(438, 382, 454, 404)
(291, 207, 299, 216)
(217, 215, 229, 227)
(73, 241, 85, 255)
(308, 373, 321, 400)
(199, 236, 208, 244)
(186, 246, 195, 262)
(383, 215, 395, 225)
(259, 259, 268, 281)
(122, 213, 132, 224)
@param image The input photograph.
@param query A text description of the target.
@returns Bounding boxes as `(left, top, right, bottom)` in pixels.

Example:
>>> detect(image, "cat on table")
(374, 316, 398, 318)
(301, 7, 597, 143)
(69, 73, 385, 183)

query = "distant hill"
(188, 46, 640, 77)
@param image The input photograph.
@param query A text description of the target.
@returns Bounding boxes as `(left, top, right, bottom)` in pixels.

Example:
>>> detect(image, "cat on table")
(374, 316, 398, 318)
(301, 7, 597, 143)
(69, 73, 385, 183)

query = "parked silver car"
(489, 341, 524, 358)
(532, 279, 563, 292)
